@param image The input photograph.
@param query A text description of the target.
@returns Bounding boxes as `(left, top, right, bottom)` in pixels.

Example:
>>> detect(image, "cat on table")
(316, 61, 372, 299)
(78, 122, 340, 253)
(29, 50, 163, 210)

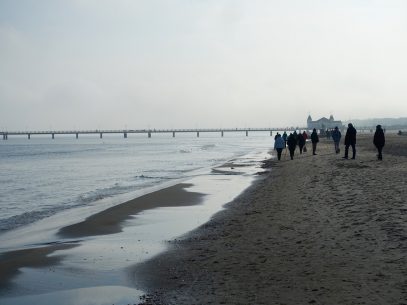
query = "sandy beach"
(134, 133, 407, 305)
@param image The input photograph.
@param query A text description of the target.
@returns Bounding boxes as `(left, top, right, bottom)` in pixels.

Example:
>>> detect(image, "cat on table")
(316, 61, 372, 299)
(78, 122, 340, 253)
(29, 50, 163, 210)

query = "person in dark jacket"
(310, 128, 319, 155)
(331, 126, 341, 154)
(287, 133, 297, 160)
(297, 131, 305, 154)
(373, 124, 385, 160)
(343, 123, 357, 159)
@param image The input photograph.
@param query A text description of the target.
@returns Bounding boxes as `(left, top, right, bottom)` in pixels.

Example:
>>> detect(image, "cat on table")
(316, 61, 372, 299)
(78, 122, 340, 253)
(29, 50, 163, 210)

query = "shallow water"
(0, 132, 273, 233)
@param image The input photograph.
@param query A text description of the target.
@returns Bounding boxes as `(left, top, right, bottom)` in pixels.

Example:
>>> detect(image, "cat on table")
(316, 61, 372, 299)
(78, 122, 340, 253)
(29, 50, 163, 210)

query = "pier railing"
(1, 127, 294, 140)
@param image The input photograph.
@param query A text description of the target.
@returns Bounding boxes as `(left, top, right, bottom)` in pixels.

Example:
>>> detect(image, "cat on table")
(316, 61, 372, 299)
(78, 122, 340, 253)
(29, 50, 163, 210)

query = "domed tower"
(329, 115, 334, 121)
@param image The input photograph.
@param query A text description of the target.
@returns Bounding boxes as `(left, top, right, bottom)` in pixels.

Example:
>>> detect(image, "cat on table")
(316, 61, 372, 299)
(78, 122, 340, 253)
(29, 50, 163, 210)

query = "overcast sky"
(1, 0, 407, 130)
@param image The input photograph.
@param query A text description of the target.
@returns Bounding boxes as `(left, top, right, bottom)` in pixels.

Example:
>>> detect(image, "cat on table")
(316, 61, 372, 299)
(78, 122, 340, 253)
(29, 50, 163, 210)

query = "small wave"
(179, 149, 191, 153)
(211, 168, 244, 175)
(134, 175, 158, 180)
(3, 147, 101, 158)
(77, 184, 139, 204)
(200, 144, 216, 150)
(0, 203, 80, 232)
(133, 174, 180, 181)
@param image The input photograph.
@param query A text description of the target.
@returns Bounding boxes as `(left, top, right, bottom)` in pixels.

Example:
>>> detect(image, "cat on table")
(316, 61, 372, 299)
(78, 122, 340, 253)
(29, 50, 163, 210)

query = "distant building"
(307, 115, 343, 130)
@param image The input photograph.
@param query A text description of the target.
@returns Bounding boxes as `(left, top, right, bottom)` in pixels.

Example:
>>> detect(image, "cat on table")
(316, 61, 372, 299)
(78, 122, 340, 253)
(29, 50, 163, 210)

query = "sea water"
(0, 132, 273, 234)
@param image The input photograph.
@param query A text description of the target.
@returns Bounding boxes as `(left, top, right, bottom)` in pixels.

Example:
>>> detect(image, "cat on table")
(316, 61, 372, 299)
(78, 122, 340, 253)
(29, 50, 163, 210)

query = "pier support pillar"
(197, 131, 199, 137)
(173, 132, 175, 137)
(124, 132, 127, 138)
(246, 130, 248, 137)
(148, 132, 151, 138)
(76, 133, 79, 139)
(270, 131, 273, 136)
(221, 131, 224, 137)
(52, 133, 55, 139)
(28, 134, 31, 139)
(100, 133, 103, 139)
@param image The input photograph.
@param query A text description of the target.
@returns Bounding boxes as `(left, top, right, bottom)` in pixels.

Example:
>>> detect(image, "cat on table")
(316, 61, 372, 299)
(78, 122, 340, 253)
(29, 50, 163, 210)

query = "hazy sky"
(1, 0, 407, 130)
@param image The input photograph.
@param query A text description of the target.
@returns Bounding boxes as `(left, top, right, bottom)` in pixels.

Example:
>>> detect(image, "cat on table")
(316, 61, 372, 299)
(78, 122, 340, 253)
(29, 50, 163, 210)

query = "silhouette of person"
(343, 123, 357, 159)
(287, 133, 297, 160)
(310, 128, 319, 155)
(373, 124, 385, 160)
(297, 130, 305, 154)
(274, 134, 285, 160)
(331, 126, 341, 154)
(302, 131, 308, 152)
(282, 131, 288, 148)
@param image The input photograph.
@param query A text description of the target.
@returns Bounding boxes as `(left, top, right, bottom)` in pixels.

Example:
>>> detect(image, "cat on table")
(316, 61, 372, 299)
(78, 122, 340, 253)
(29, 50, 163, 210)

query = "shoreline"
(0, 183, 204, 289)
(134, 134, 407, 304)
(0, 149, 267, 303)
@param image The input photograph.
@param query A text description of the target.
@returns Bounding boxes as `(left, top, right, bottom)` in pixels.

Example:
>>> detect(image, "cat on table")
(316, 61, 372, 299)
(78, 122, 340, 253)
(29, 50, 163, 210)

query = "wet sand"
(0, 243, 79, 288)
(0, 183, 205, 292)
(58, 183, 205, 238)
(134, 134, 407, 305)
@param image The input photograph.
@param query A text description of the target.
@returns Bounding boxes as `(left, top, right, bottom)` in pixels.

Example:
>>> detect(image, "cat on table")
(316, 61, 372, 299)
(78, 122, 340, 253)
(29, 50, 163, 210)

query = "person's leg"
(277, 148, 282, 160)
(377, 146, 383, 160)
(289, 149, 294, 160)
(351, 143, 356, 159)
(344, 144, 349, 158)
(312, 143, 317, 155)
(299, 145, 303, 154)
(334, 142, 339, 153)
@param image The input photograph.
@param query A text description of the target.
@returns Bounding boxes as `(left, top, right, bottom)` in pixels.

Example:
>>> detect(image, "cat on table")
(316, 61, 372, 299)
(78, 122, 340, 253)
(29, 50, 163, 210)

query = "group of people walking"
(274, 123, 385, 161)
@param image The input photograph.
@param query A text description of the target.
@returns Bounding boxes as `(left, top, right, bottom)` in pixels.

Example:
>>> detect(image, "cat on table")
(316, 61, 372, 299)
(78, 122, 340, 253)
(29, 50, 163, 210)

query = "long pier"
(1, 128, 285, 140)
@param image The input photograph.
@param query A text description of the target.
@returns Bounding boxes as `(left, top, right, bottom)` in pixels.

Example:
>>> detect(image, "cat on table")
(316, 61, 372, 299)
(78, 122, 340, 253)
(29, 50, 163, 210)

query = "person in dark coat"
(310, 128, 319, 155)
(297, 131, 305, 154)
(343, 123, 357, 159)
(287, 133, 297, 160)
(373, 124, 385, 160)
(282, 131, 288, 148)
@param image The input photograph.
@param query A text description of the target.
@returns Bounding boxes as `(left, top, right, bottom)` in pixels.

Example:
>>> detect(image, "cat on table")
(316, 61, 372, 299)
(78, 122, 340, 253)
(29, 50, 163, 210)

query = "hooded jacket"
(344, 124, 357, 145)
(373, 126, 385, 148)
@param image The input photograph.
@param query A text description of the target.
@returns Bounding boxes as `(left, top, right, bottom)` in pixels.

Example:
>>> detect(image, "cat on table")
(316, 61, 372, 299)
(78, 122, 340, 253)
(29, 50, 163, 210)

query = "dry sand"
(134, 134, 407, 305)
